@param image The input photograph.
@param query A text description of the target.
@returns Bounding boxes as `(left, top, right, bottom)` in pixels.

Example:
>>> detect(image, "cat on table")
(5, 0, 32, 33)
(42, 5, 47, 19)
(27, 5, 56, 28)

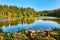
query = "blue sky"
(0, 0, 60, 11)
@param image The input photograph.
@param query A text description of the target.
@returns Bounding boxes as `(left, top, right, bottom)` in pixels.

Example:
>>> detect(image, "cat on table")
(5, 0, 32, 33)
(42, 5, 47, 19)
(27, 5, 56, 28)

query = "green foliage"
(42, 8, 60, 17)
(0, 5, 41, 19)
(0, 4, 60, 18)
(50, 28, 60, 40)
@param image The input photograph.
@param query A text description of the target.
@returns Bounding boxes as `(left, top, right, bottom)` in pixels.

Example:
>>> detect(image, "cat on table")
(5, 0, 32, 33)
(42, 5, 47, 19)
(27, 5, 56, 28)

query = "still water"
(0, 17, 60, 33)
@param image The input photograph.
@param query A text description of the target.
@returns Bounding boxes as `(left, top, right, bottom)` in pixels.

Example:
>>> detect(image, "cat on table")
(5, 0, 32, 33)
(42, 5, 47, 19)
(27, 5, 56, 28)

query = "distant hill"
(41, 8, 60, 17)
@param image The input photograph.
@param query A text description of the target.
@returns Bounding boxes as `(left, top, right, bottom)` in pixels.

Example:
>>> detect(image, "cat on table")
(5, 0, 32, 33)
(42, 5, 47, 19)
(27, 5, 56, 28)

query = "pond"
(0, 16, 60, 33)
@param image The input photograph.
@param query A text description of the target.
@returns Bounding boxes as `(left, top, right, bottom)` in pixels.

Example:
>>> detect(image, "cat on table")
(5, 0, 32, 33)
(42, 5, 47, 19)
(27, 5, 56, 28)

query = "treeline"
(0, 5, 40, 18)
(0, 5, 60, 18)
(42, 9, 60, 17)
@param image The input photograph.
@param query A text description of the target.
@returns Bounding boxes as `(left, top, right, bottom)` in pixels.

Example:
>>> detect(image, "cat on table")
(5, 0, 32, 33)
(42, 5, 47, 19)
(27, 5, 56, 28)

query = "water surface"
(0, 17, 60, 33)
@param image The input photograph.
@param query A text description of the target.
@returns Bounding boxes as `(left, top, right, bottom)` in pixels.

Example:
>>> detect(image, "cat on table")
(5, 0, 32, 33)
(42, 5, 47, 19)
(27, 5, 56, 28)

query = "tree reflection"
(0, 17, 35, 27)
(19, 17, 35, 24)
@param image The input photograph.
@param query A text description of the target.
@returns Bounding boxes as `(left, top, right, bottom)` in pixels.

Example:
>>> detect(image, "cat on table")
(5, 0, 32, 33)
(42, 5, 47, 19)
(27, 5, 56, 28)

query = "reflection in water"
(0, 17, 60, 33)
(18, 17, 35, 24)
(36, 17, 60, 24)
(0, 17, 35, 27)
(47, 19, 60, 24)
(0, 21, 18, 27)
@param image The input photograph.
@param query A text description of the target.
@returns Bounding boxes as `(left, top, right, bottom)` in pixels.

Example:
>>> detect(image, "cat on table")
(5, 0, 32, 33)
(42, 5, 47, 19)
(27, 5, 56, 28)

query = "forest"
(0, 5, 60, 18)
